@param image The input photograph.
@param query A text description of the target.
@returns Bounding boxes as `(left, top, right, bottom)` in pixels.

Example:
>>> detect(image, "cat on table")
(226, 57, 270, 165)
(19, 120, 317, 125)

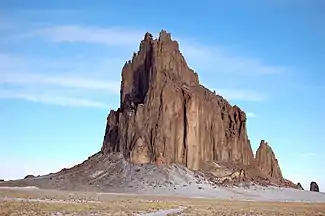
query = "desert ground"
(1, 186, 325, 216)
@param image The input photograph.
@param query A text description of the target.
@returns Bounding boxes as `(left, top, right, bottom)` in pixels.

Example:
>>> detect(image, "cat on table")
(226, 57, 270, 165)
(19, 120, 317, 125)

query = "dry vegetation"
(0, 188, 325, 216)
(0, 188, 179, 216)
(177, 199, 325, 216)
(0, 200, 180, 216)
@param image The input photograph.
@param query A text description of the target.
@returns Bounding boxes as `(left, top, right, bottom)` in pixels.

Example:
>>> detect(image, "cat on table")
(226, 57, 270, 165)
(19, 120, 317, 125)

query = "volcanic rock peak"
(102, 30, 255, 170)
(101, 30, 285, 186)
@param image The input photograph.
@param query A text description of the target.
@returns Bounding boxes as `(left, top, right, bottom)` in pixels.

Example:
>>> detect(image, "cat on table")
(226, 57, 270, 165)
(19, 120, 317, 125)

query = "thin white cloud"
(0, 69, 119, 109)
(0, 90, 110, 109)
(0, 54, 121, 108)
(0, 24, 281, 107)
(24, 25, 290, 75)
(299, 153, 318, 158)
(246, 112, 256, 118)
(215, 89, 266, 101)
(179, 41, 288, 75)
(0, 51, 267, 108)
(0, 53, 127, 80)
(25, 25, 144, 47)
(0, 72, 120, 94)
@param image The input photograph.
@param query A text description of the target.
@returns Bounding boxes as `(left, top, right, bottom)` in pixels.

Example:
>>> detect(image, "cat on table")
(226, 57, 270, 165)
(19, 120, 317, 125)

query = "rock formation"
(255, 140, 283, 180)
(297, 182, 304, 190)
(310, 181, 319, 192)
(101, 30, 255, 171)
(99, 30, 297, 188)
(24, 175, 35, 179)
(0, 30, 297, 192)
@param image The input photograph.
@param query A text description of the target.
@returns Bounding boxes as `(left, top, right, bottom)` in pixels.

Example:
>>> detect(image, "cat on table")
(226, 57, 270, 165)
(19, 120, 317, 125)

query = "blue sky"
(0, 0, 324, 191)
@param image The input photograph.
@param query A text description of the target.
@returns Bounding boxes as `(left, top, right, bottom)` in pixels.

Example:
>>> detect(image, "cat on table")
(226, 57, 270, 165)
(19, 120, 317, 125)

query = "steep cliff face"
(255, 140, 283, 179)
(101, 30, 254, 171)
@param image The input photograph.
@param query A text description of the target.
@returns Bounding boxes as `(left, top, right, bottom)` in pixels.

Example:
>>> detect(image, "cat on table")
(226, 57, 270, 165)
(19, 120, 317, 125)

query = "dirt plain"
(1, 187, 325, 216)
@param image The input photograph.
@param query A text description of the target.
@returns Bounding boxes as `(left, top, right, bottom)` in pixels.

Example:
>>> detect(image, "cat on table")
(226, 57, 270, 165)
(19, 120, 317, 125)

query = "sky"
(0, 0, 324, 191)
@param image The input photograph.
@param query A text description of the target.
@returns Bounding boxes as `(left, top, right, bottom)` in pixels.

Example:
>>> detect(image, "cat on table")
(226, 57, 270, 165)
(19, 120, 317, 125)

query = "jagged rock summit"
(102, 30, 254, 171)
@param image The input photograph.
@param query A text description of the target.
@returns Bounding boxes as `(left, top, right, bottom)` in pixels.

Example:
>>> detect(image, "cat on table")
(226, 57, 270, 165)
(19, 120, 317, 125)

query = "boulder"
(310, 181, 319, 192)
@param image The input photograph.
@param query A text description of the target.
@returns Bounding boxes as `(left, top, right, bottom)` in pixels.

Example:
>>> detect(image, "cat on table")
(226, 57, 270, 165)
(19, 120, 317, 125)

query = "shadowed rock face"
(255, 140, 283, 179)
(310, 181, 319, 192)
(101, 30, 255, 171)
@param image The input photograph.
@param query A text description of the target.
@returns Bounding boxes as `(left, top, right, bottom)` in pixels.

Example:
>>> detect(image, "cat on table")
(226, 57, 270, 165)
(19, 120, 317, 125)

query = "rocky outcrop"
(24, 175, 35, 179)
(310, 181, 319, 192)
(297, 182, 304, 190)
(101, 30, 254, 171)
(255, 140, 283, 180)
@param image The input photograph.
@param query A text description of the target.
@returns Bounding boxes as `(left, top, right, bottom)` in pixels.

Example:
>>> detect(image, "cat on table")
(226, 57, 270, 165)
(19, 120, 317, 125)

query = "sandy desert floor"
(1, 187, 325, 216)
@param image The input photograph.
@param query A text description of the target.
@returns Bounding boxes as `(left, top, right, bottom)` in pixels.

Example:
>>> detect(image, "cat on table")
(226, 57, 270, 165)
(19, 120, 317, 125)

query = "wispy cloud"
(0, 62, 266, 109)
(0, 72, 120, 93)
(0, 90, 110, 108)
(298, 152, 318, 158)
(180, 41, 288, 75)
(215, 89, 266, 101)
(26, 25, 144, 47)
(0, 24, 285, 107)
(0, 54, 120, 108)
(24, 25, 290, 75)
(246, 112, 257, 118)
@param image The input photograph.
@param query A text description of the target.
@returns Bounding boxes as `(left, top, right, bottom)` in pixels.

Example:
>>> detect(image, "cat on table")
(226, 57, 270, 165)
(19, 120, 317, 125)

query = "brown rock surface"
(255, 140, 283, 179)
(155, 152, 166, 167)
(101, 30, 254, 171)
(310, 181, 319, 192)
